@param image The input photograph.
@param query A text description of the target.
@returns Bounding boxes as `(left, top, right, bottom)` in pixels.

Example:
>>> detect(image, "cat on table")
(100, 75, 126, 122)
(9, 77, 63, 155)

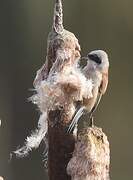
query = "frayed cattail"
(12, 113, 48, 158)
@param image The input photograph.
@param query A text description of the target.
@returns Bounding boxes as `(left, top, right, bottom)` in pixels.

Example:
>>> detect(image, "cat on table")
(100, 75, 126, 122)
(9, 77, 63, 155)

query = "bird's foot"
(89, 116, 94, 127)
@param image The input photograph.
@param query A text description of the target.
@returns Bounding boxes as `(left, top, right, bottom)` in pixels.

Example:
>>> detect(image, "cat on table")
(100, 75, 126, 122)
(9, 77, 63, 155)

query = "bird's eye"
(87, 54, 102, 64)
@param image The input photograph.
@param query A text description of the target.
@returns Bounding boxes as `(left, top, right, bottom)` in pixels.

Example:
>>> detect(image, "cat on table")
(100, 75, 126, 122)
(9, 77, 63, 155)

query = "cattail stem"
(47, 0, 81, 179)
(67, 127, 110, 180)
(53, 0, 64, 33)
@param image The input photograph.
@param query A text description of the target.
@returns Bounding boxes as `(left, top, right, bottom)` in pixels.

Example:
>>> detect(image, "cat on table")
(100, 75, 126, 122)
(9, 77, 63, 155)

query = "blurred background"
(0, 0, 133, 179)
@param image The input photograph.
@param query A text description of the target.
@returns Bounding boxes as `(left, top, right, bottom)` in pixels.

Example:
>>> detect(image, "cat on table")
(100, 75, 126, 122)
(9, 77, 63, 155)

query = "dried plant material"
(13, 31, 93, 158)
(53, 0, 64, 33)
(32, 66, 93, 113)
(11, 1, 111, 180)
(67, 127, 110, 180)
(13, 113, 48, 157)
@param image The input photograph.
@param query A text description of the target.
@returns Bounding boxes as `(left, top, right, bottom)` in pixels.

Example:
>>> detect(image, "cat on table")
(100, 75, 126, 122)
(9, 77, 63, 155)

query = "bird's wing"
(88, 92, 102, 120)
(99, 70, 108, 94)
(88, 70, 108, 119)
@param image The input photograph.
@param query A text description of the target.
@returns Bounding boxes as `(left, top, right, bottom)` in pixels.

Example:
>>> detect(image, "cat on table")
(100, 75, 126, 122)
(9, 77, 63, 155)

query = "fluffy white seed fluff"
(13, 61, 93, 158)
(32, 65, 93, 112)
(13, 112, 47, 157)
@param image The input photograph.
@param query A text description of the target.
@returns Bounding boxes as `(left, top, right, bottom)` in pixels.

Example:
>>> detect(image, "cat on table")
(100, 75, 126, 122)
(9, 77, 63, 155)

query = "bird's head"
(87, 50, 109, 72)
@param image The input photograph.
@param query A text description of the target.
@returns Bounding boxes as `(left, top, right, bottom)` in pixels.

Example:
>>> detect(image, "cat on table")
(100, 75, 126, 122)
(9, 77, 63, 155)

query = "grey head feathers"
(87, 50, 109, 71)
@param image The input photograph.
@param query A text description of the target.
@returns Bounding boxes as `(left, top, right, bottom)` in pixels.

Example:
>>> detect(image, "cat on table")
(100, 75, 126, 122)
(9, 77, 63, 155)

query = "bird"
(67, 50, 109, 132)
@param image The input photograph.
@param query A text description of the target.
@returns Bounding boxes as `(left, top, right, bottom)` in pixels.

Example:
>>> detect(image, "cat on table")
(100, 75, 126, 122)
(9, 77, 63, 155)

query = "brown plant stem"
(67, 127, 110, 180)
(47, 0, 81, 180)
(38, 1, 110, 180)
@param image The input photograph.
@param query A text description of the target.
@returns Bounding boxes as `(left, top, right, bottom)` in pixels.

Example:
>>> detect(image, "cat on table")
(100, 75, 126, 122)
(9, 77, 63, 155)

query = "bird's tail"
(67, 106, 85, 133)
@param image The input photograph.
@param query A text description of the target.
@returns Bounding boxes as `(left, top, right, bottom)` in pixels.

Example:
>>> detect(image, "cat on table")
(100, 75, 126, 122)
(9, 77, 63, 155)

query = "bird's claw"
(89, 116, 94, 127)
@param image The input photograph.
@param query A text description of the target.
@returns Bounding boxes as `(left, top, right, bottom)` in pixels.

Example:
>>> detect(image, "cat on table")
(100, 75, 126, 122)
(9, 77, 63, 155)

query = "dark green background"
(0, 0, 133, 179)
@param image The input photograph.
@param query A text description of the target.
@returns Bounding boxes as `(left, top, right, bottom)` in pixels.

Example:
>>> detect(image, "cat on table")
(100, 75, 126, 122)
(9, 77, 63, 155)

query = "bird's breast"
(83, 86, 99, 112)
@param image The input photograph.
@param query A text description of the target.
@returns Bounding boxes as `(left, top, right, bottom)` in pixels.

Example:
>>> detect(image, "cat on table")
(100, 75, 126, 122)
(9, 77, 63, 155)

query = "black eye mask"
(87, 54, 102, 64)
